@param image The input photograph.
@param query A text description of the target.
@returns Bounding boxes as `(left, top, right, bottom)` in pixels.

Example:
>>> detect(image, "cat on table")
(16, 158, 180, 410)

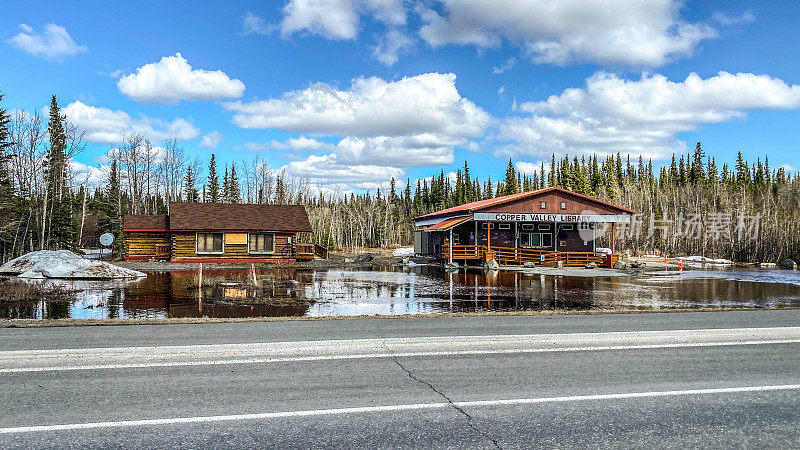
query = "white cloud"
(225, 72, 489, 168)
(246, 136, 334, 151)
(225, 72, 488, 137)
(199, 131, 223, 149)
(492, 57, 517, 74)
(419, 0, 717, 67)
(712, 10, 755, 26)
(335, 134, 458, 167)
(372, 28, 414, 65)
(499, 71, 800, 160)
(515, 161, 549, 176)
(242, 11, 273, 36)
(7, 23, 87, 61)
(281, 0, 406, 40)
(62, 101, 200, 145)
(282, 153, 404, 190)
(70, 161, 108, 187)
(117, 53, 245, 104)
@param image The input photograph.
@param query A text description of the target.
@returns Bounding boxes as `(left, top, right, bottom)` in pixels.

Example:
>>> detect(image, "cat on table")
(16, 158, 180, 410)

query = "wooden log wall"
(124, 232, 171, 259)
(170, 232, 296, 261)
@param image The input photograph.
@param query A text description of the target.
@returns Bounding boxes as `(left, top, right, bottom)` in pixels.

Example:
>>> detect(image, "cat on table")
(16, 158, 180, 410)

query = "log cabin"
(412, 187, 636, 268)
(123, 203, 322, 263)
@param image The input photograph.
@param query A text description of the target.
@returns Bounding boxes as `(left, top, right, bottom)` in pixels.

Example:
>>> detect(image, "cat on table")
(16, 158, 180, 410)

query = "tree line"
(0, 91, 797, 262)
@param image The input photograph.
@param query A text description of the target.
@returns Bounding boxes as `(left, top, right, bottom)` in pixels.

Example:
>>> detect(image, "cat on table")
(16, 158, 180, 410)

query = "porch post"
(514, 222, 518, 260)
(474, 220, 478, 257)
(611, 223, 617, 254)
(449, 228, 453, 264)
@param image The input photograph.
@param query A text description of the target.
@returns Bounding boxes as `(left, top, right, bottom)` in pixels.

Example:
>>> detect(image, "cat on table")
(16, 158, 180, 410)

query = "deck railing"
(296, 242, 329, 260)
(441, 243, 612, 267)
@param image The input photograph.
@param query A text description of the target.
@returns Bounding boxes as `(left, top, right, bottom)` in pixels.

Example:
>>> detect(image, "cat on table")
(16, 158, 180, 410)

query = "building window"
(561, 224, 574, 231)
(452, 233, 460, 244)
(560, 201, 567, 210)
(538, 224, 551, 231)
(197, 233, 223, 254)
(481, 223, 494, 229)
(540, 201, 547, 209)
(521, 224, 535, 231)
(520, 232, 553, 248)
(498, 223, 511, 230)
(249, 232, 275, 254)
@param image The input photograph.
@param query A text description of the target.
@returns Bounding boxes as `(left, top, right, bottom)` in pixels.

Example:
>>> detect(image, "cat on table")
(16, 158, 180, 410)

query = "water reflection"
(2, 266, 799, 320)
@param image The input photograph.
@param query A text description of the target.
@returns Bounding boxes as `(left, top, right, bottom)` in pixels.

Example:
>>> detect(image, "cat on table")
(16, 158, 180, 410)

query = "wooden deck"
(441, 244, 619, 268)
(296, 243, 329, 261)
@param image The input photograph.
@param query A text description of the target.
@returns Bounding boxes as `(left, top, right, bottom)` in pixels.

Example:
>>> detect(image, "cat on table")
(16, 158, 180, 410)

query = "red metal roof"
(415, 187, 636, 221)
(425, 216, 473, 231)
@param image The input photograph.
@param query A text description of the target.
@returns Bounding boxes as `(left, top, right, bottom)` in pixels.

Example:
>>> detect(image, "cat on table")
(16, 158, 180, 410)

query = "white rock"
(0, 250, 146, 279)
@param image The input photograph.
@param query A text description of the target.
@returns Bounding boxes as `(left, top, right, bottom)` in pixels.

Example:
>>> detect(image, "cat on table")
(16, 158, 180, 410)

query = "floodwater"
(2, 265, 800, 320)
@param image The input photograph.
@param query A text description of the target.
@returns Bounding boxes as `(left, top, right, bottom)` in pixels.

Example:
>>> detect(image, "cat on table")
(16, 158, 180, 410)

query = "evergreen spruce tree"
(183, 167, 199, 202)
(44, 95, 75, 250)
(274, 173, 286, 204)
(207, 154, 220, 202)
(222, 166, 230, 202)
(229, 164, 241, 203)
(503, 159, 517, 195)
(0, 91, 17, 258)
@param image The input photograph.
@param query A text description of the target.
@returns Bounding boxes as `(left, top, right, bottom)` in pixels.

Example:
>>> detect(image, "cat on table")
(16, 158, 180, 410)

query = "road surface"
(1, 310, 799, 448)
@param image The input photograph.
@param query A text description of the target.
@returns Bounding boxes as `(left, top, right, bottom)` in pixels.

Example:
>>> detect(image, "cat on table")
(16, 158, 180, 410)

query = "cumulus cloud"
(281, 0, 406, 40)
(225, 72, 489, 169)
(281, 153, 404, 190)
(225, 73, 488, 137)
(199, 131, 223, 149)
(70, 161, 108, 187)
(372, 28, 414, 65)
(62, 101, 200, 145)
(242, 11, 273, 36)
(418, 0, 717, 67)
(117, 53, 245, 104)
(7, 23, 87, 61)
(498, 71, 800, 160)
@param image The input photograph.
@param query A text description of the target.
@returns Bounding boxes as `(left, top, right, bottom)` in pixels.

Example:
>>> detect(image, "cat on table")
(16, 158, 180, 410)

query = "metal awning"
(425, 216, 472, 231)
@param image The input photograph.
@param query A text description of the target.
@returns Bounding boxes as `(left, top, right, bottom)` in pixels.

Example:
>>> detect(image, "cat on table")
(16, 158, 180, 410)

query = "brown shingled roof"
(123, 215, 169, 230)
(168, 203, 312, 233)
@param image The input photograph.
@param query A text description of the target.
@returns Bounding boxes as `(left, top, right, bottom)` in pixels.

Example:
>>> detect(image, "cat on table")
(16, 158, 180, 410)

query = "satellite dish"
(100, 233, 115, 247)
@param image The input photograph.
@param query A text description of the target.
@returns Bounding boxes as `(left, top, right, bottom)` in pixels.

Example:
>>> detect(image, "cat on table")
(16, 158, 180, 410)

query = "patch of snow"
(677, 255, 733, 265)
(596, 247, 612, 254)
(0, 250, 146, 279)
(393, 247, 414, 257)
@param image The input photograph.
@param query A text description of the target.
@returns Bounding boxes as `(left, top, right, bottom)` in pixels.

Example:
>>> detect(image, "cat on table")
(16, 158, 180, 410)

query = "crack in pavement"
(382, 340, 502, 449)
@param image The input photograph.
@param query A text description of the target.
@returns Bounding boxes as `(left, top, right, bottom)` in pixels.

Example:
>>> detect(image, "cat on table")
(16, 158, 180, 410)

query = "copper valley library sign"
(472, 212, 631, 223)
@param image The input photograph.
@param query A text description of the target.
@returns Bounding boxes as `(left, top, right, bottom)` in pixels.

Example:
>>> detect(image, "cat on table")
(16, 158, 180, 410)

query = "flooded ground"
(2, 265, 800, 320)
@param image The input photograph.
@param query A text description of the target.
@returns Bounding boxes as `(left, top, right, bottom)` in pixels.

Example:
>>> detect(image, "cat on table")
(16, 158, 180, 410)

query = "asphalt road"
(1, 310, 799, 448)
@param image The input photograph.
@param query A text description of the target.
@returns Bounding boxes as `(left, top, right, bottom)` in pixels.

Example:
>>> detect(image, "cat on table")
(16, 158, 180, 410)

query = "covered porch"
(441, 243, 620, 268)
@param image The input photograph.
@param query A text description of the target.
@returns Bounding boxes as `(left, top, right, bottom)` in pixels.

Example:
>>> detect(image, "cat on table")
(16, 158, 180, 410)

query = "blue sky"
(2, 0, 799, 192)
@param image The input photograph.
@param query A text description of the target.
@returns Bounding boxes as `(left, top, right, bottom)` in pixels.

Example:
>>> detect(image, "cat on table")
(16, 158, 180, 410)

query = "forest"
(0, 92, 798, 263)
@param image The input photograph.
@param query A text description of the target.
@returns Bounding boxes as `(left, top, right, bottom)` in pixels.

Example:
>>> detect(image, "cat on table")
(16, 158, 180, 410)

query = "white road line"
(2, 384, 799, 434)
(2, 338, 800, 373)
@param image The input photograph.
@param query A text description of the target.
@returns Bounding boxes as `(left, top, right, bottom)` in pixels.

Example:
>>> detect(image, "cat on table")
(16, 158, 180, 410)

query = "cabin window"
(540, 201, 547, 209)
(560, 201, 567, 210)
(197, 233, 223, 254)
(498, 223, 511, 230)
(249, 232, 275, 254)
